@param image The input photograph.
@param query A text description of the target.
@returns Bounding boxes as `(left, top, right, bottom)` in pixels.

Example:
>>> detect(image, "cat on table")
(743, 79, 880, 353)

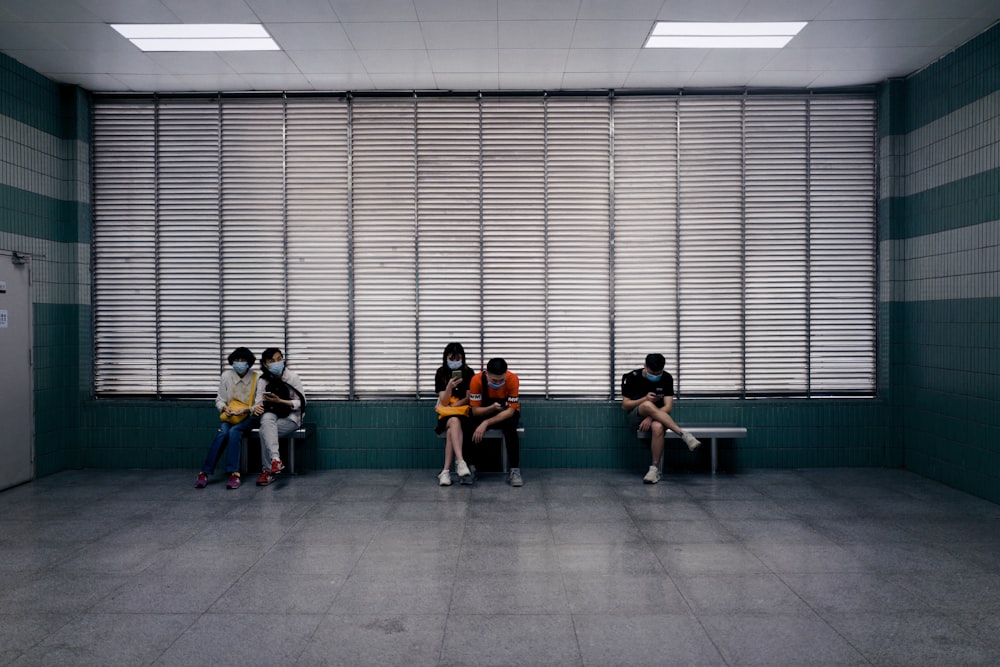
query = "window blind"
(416, 97, 482, 395)
(91, 92, 877, 399)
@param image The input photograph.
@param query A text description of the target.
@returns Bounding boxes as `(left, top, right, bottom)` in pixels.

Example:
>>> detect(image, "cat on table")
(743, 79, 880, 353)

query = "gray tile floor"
(2, 467, 1000, 666)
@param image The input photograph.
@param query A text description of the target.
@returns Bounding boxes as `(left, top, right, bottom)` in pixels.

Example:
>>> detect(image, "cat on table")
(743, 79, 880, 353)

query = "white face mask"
(447, 359, 462, 370)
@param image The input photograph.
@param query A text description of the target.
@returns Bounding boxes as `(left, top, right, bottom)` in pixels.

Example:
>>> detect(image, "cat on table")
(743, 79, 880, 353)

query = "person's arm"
(215, 372, 230, 413)
(283, 371, 305, 411)
(252, 375, 267, 416)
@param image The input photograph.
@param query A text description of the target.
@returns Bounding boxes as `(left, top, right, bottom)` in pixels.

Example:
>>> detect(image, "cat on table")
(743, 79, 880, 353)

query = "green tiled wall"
(1, 52, 90, 477)
(880, 21, 1000, 504)
(78, 398, 891, 473)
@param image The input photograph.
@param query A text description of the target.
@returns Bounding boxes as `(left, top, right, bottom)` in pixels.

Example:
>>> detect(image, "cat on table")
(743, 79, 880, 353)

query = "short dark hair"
(486, 357, 507, 375)
(260, 347, 283, 372)
(644, 353, 665, 373)
(442, 342, 465, 366)
(227, 347, 255, 365)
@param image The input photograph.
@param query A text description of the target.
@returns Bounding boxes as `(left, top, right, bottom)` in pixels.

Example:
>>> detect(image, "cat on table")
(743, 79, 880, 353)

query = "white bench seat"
(241, 422, 316, 475)
(437, 426, 524, 473)
(637, 424, 746, 474)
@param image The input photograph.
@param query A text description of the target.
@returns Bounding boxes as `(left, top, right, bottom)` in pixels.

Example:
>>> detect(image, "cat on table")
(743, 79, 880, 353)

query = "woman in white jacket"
(252, 347, 306, 486)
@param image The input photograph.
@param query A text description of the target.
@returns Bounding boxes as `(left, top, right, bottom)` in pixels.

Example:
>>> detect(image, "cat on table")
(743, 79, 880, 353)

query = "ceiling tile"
(285, 50, 367, 74)
(631, 48, 708, 71)
(623, 70, 693, 88)
(421, 21, 498, 49)
(0, 23, 67, 50)
(217, 51, 302, 74)
(32, 22, 137, 52)
(736, 0, 830, 21)
(577, 0, 666, 20)
(146, 52, 237, 75)
(499, 0, 581, 20)
(73, 0, 181, 22)
(0, 0, 99, 22)
(240, 73, 313, 89)
(766, 46, 939, 74)
(498, 71, 565, 88)
(500, 49, 569, 72)
(428, 49, 498, 73)
(791, 20, 887, 48)
(303, 72, 375, 89)
(244, 0, 337, 22)
(802, 69, 898, 87)
(46, 71, 127, 90)
(413, 0, 497, 22)
(368, 71, 437, 88)
(565, 49, 639, 73)
(656, 0, 746, 21)
(570, 20, 652, 48)
(498, 20, 576, 49)
(560, 71, 627, 88)
(697, 49, 778, 72)
(9, 48, 163, 74)
(433, 71, 499, 89)
(266, 22, 353, 50)
(329, 0, 418, 22)
(343, 22, 426, 49)
(157, 0, 258, 23)
(358, 49, 433, 73)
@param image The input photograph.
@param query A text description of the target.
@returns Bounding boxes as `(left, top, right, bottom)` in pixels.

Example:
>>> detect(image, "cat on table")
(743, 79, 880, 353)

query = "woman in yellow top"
(195, 347, 257, 490)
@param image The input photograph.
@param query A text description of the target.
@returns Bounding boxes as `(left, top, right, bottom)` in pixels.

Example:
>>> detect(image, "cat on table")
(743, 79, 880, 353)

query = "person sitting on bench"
(469, 357, 523, 487)
(252, 347, 306, 486)
(621, 353, 701, 484)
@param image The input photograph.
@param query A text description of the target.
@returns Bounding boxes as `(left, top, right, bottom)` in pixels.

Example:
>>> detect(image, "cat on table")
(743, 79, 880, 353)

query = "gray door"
(0, 251, 33, 490)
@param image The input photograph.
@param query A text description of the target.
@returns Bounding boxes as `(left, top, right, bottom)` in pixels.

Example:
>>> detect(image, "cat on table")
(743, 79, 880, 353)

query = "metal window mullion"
(216, 95, 224, 372)
(805, 96, 813, 397)
(281, 94, 289, 349)
(413, 93, 420, 399)
(607, 91, 616, 400)
(480, 97, 488, 367)
(153, 96, 162, 398)
(739, 92, 747, 400)
(346, 94, 356, 400)
(542, 93, 550, 399)
(673, 95, 682, 396)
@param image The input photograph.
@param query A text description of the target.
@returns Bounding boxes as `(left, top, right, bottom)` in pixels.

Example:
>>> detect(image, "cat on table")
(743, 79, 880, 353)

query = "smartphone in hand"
(452, 370, 462, 380)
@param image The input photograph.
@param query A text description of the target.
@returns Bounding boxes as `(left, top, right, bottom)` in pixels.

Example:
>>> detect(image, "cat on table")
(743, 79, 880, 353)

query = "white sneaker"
(643, 465, 661, 484)
(438, 469, 452, 486)
(508, 468, 523, 487)
(456, 460, 472, 483)
(682, 432, 702, 451)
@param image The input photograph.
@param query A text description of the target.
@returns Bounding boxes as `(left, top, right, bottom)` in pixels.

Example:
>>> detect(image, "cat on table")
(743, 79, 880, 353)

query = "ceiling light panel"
(111, 24, 280, 51)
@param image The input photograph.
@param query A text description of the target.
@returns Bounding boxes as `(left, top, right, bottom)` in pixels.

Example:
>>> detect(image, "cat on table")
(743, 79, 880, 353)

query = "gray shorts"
(627, 406, 643, 431)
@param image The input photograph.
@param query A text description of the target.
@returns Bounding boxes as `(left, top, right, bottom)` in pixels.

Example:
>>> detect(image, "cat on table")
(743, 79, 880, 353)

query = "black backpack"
(264, 375, 306, 419)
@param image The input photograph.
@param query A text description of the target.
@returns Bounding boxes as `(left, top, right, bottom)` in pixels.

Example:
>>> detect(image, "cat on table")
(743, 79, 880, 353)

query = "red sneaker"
(226, 472, 241, 489)
(195, 472, 208, 489)
(269, 459, 285, 475)
(256, 470, 273, 486)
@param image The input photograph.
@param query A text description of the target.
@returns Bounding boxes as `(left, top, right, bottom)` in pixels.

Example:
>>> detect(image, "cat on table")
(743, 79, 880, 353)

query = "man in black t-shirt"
(621, 353, 701, 484)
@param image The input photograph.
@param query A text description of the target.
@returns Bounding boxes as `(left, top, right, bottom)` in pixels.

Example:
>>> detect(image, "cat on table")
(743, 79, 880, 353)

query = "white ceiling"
(1, 0, 998, 93)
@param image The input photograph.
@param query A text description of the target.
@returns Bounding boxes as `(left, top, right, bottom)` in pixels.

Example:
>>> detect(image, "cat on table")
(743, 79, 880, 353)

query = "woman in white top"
(252, 347, 306, 486)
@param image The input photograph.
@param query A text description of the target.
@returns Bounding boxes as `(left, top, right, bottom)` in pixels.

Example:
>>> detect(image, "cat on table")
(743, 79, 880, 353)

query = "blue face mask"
(232, 361, 249, 375)
(487, 379, 506, 389)
(267, 361, 285, 376)
(645, 372, 662, 383)
(447, 359, 462, 370)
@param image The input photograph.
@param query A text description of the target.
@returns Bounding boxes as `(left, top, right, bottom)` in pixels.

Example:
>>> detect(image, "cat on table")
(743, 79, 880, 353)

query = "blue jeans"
(201, 418, 254, 475)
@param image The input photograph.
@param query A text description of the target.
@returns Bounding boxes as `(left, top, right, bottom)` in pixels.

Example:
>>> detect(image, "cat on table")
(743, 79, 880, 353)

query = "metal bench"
(241, 422, 316, 475)
(637, 424, 747, 474)
(437, 426, 524, 473)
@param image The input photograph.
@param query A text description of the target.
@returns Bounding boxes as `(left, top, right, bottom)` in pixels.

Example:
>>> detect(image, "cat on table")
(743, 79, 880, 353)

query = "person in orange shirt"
(469, 357, 523, 487)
